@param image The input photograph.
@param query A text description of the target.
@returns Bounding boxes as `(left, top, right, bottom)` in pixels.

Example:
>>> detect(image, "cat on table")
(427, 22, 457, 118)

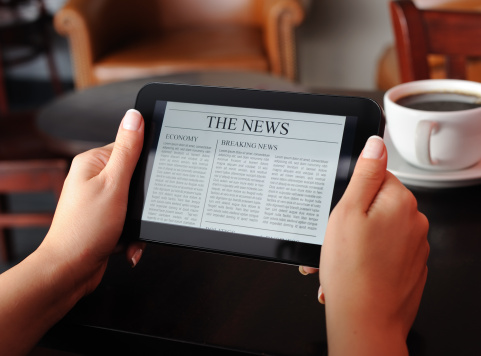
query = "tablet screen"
(126, 83, 383, 267)
(140, 100, 356, 246)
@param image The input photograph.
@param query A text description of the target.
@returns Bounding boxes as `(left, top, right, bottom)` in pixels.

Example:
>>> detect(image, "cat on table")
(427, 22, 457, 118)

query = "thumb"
(103, 109, 144, 183)
(340, 136, 387, 213)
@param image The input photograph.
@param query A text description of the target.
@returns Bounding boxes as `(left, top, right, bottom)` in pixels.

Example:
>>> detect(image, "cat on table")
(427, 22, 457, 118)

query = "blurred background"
(5, 0, 468, 91)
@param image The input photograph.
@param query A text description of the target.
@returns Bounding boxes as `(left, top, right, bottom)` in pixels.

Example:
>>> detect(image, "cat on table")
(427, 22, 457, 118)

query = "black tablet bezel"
(122, 82, 384, 267)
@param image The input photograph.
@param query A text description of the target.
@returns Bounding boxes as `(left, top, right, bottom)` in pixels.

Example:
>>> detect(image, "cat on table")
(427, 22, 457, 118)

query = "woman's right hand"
(304, 136, 429, 356)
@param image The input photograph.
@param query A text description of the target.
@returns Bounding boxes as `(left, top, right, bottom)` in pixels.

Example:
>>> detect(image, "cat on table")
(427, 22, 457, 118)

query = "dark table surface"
(36, 71, 310, 156)
(38, 73, 481, 355)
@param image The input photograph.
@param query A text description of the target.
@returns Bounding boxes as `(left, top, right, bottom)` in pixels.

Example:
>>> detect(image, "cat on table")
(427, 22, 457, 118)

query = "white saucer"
(385, 130, 481, 188)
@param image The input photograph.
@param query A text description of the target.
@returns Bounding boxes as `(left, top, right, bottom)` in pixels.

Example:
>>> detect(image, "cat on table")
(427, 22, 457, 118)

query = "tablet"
(122, 83, 384, 267)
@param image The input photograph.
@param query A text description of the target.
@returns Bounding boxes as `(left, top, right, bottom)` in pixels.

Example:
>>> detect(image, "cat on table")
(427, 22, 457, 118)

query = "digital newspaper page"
(141, 101, 346, 245)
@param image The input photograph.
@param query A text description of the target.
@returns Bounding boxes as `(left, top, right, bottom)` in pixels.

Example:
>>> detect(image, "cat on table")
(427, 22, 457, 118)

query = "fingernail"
(130, 248, 143, 268)
(362, 136, 384, 159)
(318, 285, 325, 304)
(123, 109, 142, 131)
(299, 266, 309, 275)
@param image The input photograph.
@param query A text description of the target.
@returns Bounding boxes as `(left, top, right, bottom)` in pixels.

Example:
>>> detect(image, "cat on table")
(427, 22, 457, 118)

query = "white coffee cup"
(384, 79, 481, 171)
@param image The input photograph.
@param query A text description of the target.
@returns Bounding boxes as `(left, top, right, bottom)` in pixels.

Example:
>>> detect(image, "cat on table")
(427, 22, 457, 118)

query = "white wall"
(297, 0, 394, 90)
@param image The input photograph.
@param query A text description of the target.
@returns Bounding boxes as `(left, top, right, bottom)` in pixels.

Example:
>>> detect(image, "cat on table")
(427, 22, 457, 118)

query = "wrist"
(0, 244, 90, 355)
(30, 245, 87, 312)
(325, 299, 409, 356)
(327, 320, 408, 356)
(35, 228, 105, 304)
(39, 229, 108, 297)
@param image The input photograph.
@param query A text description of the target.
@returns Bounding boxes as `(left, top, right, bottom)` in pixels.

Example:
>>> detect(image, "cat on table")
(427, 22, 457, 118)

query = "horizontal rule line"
(163, 126, 338, 144)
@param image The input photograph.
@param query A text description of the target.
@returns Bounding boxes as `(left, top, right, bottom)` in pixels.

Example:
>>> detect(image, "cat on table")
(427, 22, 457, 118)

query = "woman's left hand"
(40, 109, 145, 296)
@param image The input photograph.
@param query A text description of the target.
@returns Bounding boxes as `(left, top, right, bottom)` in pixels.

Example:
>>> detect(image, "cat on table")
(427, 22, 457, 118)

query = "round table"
(36, 71, 306, 156)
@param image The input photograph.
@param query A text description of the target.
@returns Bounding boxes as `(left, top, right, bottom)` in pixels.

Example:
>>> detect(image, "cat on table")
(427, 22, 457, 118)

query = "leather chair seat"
(94, 26, 268, 83)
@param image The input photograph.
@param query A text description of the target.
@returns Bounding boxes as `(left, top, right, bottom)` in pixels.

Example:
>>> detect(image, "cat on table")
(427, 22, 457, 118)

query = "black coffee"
(395, 92, 481, 111)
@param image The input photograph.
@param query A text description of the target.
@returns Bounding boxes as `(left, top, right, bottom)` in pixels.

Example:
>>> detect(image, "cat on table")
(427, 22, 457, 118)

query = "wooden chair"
(0, 0, 63, 117)
(0, 1, 68, 263)
(377, 0, 481, 89)
(0, 159, 67, 262)
(53, 0, 305, 89)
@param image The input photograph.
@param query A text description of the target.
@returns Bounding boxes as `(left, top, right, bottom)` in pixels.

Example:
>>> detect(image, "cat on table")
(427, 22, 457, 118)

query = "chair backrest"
(390, 0, 481, 82)
(157, 0, 263, 29)
(0, 160, 66, 229)
(107, 0, 265, 34)
(0, 159, 66, 262)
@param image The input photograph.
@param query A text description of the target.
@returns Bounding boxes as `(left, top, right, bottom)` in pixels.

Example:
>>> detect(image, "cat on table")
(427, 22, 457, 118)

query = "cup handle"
(415, 120, 439, 166)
